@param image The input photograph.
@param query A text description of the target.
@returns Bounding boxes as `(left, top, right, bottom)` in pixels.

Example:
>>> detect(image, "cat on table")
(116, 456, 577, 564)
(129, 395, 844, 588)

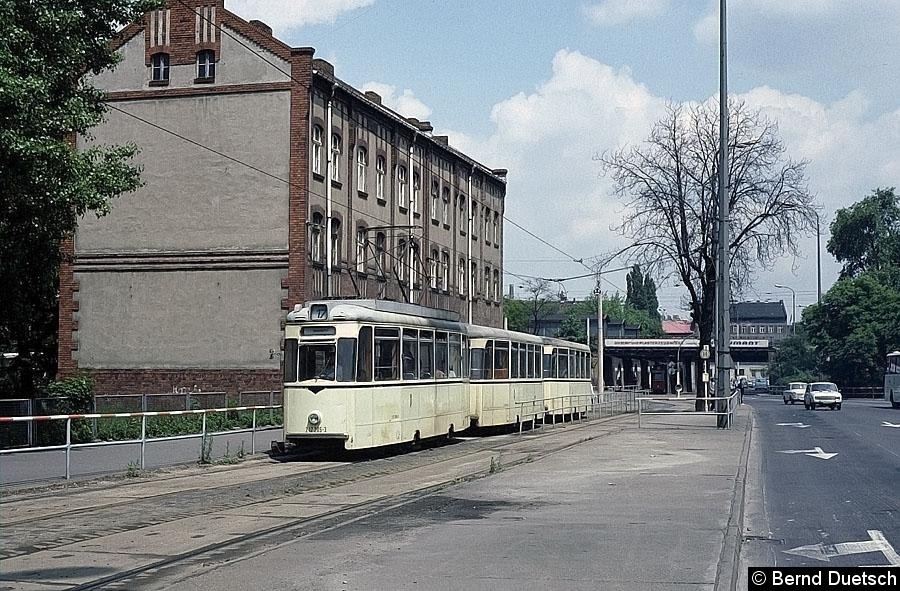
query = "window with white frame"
(356, 147, 367, 193)
(410, 241, 420, 285)
(442, 187, 450, 225)
(310, 212, 323, 262)
(442, 252, 450, 291)
(356, 227, 367, 273)
(151, 52, 169, 82)
(493, 212, 500, 245)
(471, 262, 478, 295)
(311, 125, 323, 176)
(458, 258, 466, 295)
(777, 326, 784, 334)
(412, 171, 421, 214)
(472, 203, 478, 238)
(398, 239, 407, 281)
(330, 219, 341, 266)
(493, 270, 500, 301)
(196, 49, 215, 80)
(749, 326, 757, 334)
(430, 249, 439, 289)
(431, 180, 439, 221)
(483, 267, 490, 299)
(483, 208, 491, 243)
(375, 155, 385, 201)
(398, 166, 408, 210)
(458, 195, 466, 234)
(375, 232, 386, 274)
(330, 133, 341, 180)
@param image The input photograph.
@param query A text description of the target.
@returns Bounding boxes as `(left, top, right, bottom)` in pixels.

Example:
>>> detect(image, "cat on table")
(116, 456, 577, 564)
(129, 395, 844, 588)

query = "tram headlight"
(308, 411, 322, 426)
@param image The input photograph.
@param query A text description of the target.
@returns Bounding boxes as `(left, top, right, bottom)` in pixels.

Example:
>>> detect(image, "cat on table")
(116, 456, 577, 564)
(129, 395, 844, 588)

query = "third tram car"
(282, 300, 593, 450)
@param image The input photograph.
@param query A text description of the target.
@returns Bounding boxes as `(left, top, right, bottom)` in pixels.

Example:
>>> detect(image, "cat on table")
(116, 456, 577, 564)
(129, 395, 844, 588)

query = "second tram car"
(283, 300, 594, 450)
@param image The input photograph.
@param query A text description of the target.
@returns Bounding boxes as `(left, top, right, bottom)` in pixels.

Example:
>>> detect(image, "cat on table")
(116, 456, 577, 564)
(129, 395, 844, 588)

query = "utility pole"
(715, 0, 732, 428)
(816, 212, 822, 304)
(597, 275, 604, 396)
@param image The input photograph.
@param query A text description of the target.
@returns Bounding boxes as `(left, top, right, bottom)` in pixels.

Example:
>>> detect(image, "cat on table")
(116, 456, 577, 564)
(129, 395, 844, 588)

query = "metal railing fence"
(0, 405, 283, 480)
(515, 389, 641, 435)
(636, 389, 739, 429)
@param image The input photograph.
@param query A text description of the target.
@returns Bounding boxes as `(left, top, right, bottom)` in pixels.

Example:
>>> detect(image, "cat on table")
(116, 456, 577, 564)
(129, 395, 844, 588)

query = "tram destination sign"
(604, 338, 770, 349)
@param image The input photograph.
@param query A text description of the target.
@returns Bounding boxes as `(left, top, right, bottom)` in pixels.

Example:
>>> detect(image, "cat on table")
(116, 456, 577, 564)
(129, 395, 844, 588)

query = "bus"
(886, 351, 900, 409)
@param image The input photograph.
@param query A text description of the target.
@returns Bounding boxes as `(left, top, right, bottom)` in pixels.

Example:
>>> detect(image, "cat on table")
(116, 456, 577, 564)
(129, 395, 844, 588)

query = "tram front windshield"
(298, 343, 336, 380)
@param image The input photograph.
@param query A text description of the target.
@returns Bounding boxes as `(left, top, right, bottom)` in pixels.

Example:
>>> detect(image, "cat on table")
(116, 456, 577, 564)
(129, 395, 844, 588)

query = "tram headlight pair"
(308, 411, 322, 426)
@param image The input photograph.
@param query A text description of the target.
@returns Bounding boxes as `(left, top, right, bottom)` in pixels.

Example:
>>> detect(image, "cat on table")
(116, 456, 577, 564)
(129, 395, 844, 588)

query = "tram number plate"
(307, 424, 327, 433)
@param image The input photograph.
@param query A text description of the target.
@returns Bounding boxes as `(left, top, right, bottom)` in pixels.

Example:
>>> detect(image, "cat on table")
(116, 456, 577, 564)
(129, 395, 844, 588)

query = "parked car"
(804, 382, 842, 410)
(751, 377, 769, 391)
(782, 382, 807, 405)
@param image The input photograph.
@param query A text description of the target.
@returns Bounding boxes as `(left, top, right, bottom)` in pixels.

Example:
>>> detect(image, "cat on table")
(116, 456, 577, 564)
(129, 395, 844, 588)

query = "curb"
(714, 407, 754, 590)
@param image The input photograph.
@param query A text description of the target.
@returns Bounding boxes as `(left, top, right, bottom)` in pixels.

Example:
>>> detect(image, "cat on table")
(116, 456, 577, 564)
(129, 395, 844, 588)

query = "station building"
(58, 0, 507, 396)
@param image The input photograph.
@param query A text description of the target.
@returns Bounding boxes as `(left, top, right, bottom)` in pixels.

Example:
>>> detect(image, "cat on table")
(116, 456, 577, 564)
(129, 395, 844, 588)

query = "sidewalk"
(165, 408, 753, 591)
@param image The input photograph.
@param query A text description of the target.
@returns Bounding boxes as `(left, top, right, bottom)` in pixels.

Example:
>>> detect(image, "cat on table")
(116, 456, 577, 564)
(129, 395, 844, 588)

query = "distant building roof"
(730, 301, 787, 323)
(662, 320, 693, 336)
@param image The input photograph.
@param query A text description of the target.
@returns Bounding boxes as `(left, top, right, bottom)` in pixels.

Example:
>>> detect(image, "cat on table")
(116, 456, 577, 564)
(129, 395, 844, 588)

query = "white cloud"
(359, 82, 433, 120)
(435, 49, 900, 308)
(584, 0, 670, 25)
(227, 0, 374, 33)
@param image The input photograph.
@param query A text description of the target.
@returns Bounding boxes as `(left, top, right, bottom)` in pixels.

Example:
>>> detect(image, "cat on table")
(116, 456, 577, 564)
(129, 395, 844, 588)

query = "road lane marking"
(777, 422, 810, 428)
(778, 447, 837, 460)
(882, 421, 900, 428)
(785, 530, 900, 566)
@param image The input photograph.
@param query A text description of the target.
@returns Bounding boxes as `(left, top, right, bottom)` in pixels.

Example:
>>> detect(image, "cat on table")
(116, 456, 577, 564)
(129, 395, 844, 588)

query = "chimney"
(248, 20, 272, 36)
(418, 121, 434, 133)
(492, 168, 508, 179)
(364, 91, 382, 105)
(433, 135, 449, 146)
(312, 58, 334, 77)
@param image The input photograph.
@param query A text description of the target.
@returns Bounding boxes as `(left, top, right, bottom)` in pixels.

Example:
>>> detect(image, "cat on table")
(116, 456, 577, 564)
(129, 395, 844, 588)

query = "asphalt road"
(743, 394, 900, 568)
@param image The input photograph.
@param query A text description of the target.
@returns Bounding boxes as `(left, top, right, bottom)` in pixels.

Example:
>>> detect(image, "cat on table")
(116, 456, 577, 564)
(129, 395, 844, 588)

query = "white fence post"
(140, 414, 146, 469)
(65, 418, 71, 480)
(251, 408, 256, 455)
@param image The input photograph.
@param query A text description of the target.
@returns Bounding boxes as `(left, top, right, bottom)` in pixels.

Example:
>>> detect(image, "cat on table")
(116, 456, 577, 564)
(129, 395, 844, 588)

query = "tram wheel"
(447, 424, 455, 440)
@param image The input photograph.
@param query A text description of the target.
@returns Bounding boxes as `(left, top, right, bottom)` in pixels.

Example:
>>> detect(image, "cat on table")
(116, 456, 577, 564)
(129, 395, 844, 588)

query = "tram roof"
(541, 336, 591, 352)
(465, 324, 545, 344)
(287, 300, 463, 331)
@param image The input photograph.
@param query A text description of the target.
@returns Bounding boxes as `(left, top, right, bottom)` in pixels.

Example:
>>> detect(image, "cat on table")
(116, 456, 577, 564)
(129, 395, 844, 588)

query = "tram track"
(63, 417, 631, 591)
(1, 413, 630, 589)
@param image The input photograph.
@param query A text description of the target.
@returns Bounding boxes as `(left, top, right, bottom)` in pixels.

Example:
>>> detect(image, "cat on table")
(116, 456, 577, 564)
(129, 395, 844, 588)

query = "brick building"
(59, 0, 506, 396)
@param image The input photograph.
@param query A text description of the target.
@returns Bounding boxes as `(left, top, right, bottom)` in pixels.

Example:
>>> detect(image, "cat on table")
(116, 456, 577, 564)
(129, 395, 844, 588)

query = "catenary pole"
(716, 0, 732, 428)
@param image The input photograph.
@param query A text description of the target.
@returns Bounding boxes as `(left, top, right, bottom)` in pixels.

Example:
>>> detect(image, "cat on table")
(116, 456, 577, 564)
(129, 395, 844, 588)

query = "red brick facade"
(84, 369, 280, 398)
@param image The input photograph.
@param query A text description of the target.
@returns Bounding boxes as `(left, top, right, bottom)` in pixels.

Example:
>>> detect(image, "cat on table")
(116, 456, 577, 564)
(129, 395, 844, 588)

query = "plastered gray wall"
(76, 90, 290, 253)
(74, 269, 284, 368)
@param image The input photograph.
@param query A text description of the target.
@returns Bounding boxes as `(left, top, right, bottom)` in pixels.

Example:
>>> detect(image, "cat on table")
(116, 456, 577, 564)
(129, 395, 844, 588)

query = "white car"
(804, 382, 842, 410)
(782, 382, 807, 405)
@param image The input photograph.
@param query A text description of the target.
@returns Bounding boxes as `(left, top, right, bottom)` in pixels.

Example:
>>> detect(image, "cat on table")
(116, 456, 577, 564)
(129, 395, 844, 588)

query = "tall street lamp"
(774, 284, 797, 326)
(815, 211, 822, 304)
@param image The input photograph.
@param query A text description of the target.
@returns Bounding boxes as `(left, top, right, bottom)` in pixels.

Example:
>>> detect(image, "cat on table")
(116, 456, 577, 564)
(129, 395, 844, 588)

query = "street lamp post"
(815, 212, 822, 304)
(774, 283, 797, 327)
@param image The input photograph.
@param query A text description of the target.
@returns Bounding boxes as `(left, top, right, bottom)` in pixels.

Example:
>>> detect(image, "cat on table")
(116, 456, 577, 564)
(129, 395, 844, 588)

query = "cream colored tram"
(467, 326, 545, 428)
(541, 338, 593, 416)
(283, 300, 469, 450)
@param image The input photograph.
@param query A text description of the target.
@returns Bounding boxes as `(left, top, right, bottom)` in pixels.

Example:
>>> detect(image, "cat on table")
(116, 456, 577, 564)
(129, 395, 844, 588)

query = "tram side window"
(470, 347, 486, 380)
(448, 334, 462, 378)
(484, 340, 494, 379)
(543, 352, 552, 378)
(337, 338, 356, 382)
(283, 339, 298, 383)
(519, 345, 527, 379)
(558, 349, 569, 378)
(494, 341, 510, 379)
(511, 343, 519, 378)
(403, 329, 419, 380)
(374, 328, 399, 381)
(532, 348, 540, 379)
(357, 327, 373, 382)
(435, 332, 449, 378)
(463, 336, 469, 377)
(420, 331, 435, 379)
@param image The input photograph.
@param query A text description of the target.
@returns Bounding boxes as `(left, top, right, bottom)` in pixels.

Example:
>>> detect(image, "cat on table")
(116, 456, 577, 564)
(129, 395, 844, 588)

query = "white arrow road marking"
(882, 421, 900, 428)
(777, 422, 811, 428)
(778, 446, 838, 460)
(785, 530, 900, 566)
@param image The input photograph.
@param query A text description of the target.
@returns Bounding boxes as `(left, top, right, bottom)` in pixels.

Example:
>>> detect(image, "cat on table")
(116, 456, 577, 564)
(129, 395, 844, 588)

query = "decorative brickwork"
(105, 82, 292, 102)
(286, 49, 314, 308)
(144, 0, 223, 67)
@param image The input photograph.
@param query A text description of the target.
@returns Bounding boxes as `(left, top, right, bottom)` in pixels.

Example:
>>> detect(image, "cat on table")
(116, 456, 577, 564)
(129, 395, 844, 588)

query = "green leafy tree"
(802, 268, 900, 386)
(0, 0, 159, 397)
(503, 297, 530, 333)
(768, 332, 821, 385)
(827, 187, 900, 279)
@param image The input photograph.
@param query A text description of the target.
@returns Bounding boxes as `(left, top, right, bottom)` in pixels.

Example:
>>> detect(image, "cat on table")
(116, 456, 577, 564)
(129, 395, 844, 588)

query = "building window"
(356, 147, 367, 193)
(330, 133, 341, 180)
(458, 195, 467, 235)
(330, 219, 341, 266)
(311, 126, 323, 176)
(777, 326, 784, 334)
(375, 232, 386, 274)
(442, 187, 450, 226)
(442, 252, 450, 292)
(493, 212, 500, 245)
(483, 208, 491, 243)
(375, 156, 385, 202)
(458, 258, 466, 295)
(471, 262, 478, 295)
(398, 239, 408, 282)
(731, 324, 738, 333)
(397, 166, 408, 210)
(493, 270, 500, 301)
(430, 249, 439, 290)
(196, 49, 215, 80)
(472, 203, 478, 238)
(410, 241, 420, 286)
(483, 267, 490, 299)
(431, 181, 440, 222)
(749, 326, 757, 334)
(356, 227, 367, 273)
(310, 213, 323, 263)
(151, 52, 169, 83)
(412, 171, 421, 215)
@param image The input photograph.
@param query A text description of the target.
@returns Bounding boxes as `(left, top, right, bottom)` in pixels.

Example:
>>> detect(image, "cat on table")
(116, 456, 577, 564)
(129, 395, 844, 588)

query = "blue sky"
(231, 0, 900, 315)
